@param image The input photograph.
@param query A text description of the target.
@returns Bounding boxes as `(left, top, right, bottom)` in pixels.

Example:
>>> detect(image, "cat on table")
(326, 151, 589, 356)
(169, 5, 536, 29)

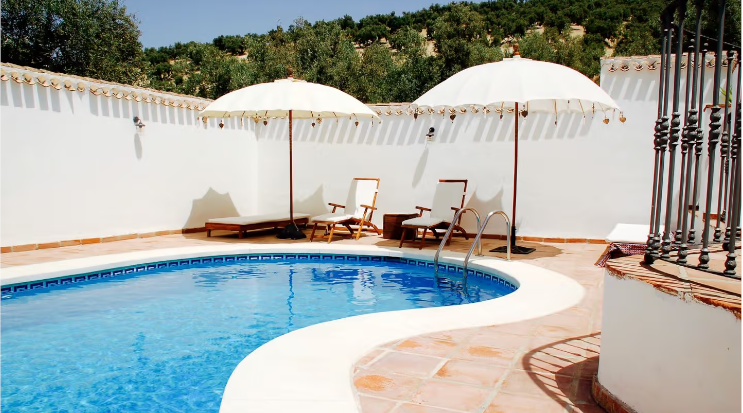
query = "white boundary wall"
(255, 56, 732, 239)
(0, 58, 734, 246)
(1, 69, 258, 246)
(599, 273, 741, 413)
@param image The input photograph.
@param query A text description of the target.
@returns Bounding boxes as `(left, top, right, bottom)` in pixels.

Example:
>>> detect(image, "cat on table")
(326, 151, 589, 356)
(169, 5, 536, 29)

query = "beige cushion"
(402, 216, 444, 228)
(207, 212, 310, 226)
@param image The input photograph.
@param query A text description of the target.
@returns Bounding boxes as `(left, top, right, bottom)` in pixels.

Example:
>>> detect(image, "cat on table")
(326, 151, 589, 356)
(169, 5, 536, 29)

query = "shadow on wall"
(255, 108, 608, 147)
(183, 187, 240, 229)
(519, 112, 592, 141)
(294, 185, 327, 216)
(461, 187, 507, 234)
(602, 70, 660, 102)
(602, 63, 725, 106)
(412, 147, 429, 187)
(257, 113, 500, 147)
(134, 132, 143, 160)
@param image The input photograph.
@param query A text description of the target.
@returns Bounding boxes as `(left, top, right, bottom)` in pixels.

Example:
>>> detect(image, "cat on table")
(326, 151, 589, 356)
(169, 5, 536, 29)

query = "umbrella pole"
(491, 101, 535, 254)
(277, 109, 306, 240)
(512, 101, 518, 237)
(289, 109, 294, 224)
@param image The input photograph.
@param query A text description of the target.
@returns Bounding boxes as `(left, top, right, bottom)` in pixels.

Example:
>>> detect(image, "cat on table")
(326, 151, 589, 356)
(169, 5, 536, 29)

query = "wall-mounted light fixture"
(133, 116, 145, 130)
(425, 127, 435, 147)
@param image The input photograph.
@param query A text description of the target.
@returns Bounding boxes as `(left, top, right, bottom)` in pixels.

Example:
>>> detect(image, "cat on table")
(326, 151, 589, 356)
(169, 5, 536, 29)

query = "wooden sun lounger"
(206, 213, 310, 238)
(400, 179, 469, 249)
(310, 178, 382, 243)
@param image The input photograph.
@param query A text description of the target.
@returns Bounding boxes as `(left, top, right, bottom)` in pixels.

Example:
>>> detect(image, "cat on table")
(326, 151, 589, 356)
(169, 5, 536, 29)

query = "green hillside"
(2, 0, 740, 103)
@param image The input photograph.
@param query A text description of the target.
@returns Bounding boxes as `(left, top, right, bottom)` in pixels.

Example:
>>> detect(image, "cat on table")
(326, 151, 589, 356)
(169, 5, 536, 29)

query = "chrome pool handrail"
(433, 207, 481, 277)
(463, 211, 511, 275)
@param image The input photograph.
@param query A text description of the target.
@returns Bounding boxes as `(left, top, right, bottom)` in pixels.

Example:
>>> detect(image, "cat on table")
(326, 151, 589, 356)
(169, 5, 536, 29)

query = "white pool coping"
(0, 243, 585, 413)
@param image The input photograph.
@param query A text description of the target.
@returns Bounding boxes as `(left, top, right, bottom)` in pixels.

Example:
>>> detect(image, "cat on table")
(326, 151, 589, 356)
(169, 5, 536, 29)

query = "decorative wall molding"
(2, 63, 622, 122)
(1, 63, 212, 112)
(602, 52, 739, 73)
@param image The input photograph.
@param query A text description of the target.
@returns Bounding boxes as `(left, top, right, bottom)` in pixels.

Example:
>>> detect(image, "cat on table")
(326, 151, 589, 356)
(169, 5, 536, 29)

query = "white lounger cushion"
(207, 212, 310, 226)
(310, 179, 379, 224)
(345, 179, 378, 218)
(605, 223, 664, 243)
(311, 213, 354, 223)
(401, 182, 465, 229)
(402, 216, 444, 228)
(430, 182, 465, 221)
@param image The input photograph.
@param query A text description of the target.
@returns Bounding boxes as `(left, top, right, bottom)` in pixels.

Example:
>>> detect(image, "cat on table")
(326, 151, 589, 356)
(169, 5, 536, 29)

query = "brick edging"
(0, 227, 607, 254)
(592, 375, 639, 413)
(0, 227, 208, 253)
(605, 258, 741, 319)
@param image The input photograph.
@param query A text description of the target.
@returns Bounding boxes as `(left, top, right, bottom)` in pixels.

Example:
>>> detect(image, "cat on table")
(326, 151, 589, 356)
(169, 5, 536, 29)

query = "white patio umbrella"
(199, 72, 379, 239)
(413, 46, 621, 253)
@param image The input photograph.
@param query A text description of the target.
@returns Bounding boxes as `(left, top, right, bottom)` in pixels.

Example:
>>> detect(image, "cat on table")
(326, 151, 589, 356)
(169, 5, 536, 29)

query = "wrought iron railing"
(644, 0, 740, 278)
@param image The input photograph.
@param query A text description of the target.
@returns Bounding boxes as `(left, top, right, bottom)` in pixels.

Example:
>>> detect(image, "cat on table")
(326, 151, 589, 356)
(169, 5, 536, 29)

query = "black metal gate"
(643, 0, 740, 277)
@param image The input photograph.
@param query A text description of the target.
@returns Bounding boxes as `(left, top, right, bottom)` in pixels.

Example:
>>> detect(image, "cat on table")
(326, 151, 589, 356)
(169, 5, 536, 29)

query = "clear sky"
(123, 0, 453, 48)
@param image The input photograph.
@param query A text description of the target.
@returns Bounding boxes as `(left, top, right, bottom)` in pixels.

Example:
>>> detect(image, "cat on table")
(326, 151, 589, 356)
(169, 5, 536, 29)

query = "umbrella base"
(489, 244, 536, 255)
(488, 226, 535, 254)
(277, 223, 307, 240)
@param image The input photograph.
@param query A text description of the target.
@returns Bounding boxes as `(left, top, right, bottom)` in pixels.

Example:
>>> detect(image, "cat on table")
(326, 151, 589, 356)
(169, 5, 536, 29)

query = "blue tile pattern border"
(1, 254, 517, 298)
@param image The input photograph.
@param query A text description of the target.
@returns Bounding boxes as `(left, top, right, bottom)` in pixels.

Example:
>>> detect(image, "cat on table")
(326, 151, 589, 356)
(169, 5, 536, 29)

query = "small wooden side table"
(383, 213, 418, 240)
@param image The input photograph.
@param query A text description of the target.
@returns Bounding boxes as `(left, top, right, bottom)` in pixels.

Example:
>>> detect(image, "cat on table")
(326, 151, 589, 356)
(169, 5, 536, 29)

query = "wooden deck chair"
(206, 213, 310, 238)
(399, 179, 469, 249)
(309, 178, 382, 243)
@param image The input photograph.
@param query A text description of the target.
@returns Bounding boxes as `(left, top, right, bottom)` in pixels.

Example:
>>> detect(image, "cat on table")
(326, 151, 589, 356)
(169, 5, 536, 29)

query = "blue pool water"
(1, 256, 514, 412)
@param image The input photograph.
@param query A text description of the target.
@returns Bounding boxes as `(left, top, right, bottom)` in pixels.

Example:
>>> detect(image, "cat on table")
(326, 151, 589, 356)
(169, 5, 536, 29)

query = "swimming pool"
(1, 254, 516, 412)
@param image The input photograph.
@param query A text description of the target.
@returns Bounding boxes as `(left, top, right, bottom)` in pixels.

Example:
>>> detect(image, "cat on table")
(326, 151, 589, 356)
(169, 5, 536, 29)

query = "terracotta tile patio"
(352, 244, 604, 413)
(1, 229, 608, 412)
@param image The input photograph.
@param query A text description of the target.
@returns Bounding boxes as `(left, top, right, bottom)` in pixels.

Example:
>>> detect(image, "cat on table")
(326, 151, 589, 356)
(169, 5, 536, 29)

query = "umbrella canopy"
(413, 55, 619, 114)
(200, 77, 378, 120)
(199, 75, 378, 239)
(412, 51, 621, 253)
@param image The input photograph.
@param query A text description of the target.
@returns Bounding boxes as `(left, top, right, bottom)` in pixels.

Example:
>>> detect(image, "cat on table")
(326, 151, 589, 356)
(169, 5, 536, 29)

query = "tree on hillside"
(291, 19, 360, 92)
(354, 44, 395, 103)
(519, 26, 604, 79)
(388, 27, 443, 102)
(519, 30, 557, 62)
(213, 35, 248, 55)
(614, 22, 661, 56)
(179, 43, 229, 98)
(1, 0, 146, 85)
(356, 18, 390, 45)
(9, 0, 737, 102)
(431, 3, 503, 78)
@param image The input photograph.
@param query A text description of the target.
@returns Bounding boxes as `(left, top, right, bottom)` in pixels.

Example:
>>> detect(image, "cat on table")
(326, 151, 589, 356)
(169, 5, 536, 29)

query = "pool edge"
(0, 243, 584, 413)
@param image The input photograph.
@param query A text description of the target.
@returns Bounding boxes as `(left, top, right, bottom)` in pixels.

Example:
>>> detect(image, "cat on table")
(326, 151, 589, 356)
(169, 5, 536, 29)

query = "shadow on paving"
(521, 332, 604, 412)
